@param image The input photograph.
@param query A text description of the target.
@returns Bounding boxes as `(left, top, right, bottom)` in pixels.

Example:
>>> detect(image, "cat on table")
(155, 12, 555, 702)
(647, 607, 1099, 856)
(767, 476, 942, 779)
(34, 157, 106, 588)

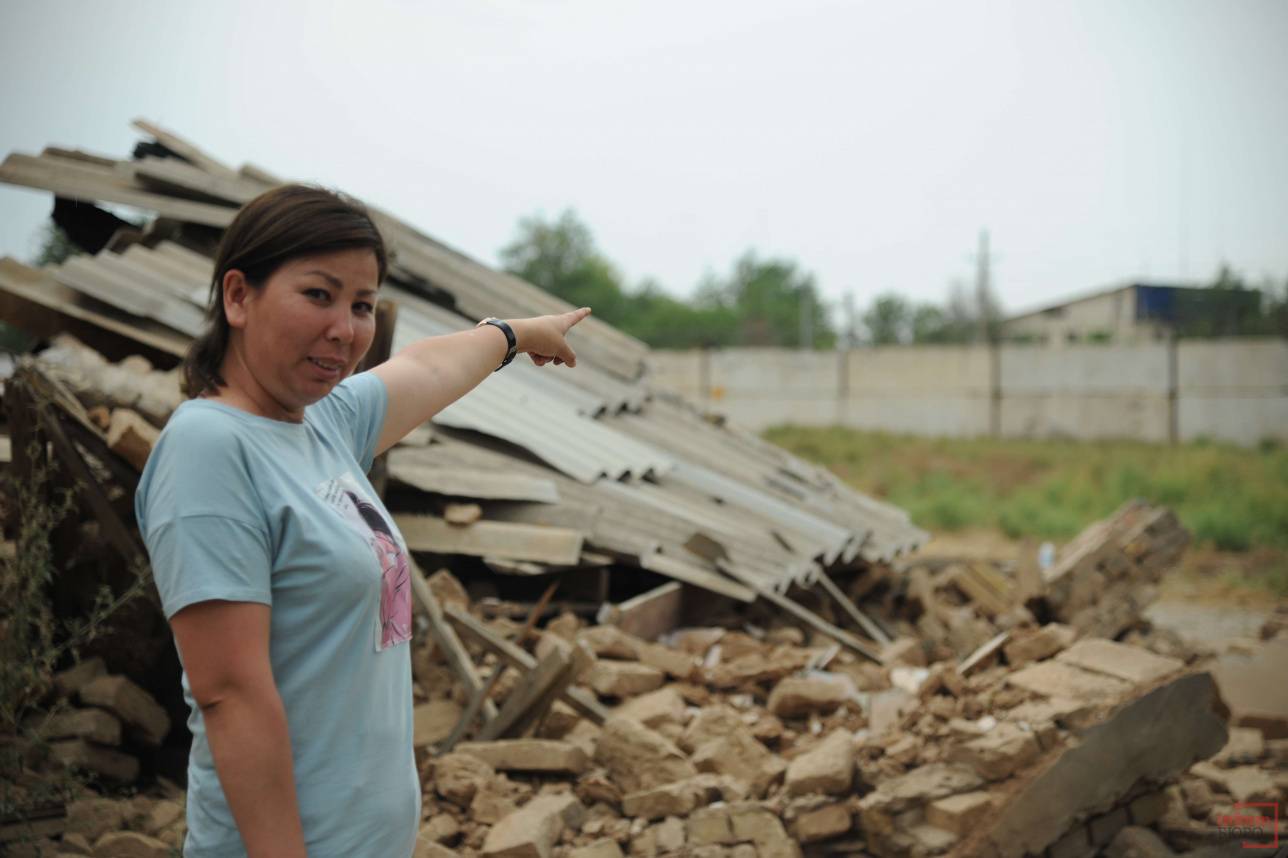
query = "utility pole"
(843, 290, 856, 349)
(800, 285, 814, 350)
(974, 229, 992, 344)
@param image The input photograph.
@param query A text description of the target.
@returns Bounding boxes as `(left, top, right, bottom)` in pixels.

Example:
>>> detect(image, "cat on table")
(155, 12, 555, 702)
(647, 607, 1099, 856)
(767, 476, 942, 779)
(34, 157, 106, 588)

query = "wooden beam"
(407, 558, 497, 723)
(475, 644, 574, 742)
(439, 662, 506, 753)
(638, 552, 756, 603)
(749, 582, 883, 663)
(614, 582, 684, 641)
(815, 570, 892, 646)
(443, 604, 608, 724)
(395, 515, 583, 566)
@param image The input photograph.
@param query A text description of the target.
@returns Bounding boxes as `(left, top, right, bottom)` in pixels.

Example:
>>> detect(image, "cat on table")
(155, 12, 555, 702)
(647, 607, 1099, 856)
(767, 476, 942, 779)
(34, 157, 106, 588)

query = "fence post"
(1167, 329, 1179, 444)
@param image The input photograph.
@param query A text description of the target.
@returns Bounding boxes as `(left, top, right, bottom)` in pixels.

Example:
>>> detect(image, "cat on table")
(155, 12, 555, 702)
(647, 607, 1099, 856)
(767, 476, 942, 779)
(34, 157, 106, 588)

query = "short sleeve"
(145, 515, 273, 618)
(136, 408, 273, 618)
(307, 371, 389, 472)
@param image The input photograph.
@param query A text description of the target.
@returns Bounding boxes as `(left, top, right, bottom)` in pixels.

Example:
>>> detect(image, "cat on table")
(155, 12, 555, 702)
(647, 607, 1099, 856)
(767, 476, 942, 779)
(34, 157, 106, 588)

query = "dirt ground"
(910, 528, 1287, 648)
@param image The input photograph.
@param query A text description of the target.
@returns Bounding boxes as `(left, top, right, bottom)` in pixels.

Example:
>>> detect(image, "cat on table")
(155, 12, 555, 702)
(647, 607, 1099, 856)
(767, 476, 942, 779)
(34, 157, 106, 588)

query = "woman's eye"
(305, 288, 330, 301)
(354, 302, 375, 316)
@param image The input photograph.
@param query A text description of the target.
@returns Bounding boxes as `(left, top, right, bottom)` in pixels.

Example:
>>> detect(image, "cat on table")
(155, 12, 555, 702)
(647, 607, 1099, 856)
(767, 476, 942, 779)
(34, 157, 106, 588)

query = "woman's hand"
(510, 307, 592, 367)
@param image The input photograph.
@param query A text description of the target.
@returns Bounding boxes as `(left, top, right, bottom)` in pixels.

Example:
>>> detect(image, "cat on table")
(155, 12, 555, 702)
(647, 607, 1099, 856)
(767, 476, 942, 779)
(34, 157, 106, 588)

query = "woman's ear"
(223, 270, 252, 330)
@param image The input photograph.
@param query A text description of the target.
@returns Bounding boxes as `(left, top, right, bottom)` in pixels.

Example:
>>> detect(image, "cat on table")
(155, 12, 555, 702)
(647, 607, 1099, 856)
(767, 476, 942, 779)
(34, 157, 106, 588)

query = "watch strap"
(477, 317, 517, 371)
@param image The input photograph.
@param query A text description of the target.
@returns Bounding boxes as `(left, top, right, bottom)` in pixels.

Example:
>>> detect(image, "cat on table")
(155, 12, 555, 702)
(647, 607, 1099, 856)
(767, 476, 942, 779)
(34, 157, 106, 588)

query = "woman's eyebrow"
(302, 270, 344, 289)
(302, 270, 377, 298)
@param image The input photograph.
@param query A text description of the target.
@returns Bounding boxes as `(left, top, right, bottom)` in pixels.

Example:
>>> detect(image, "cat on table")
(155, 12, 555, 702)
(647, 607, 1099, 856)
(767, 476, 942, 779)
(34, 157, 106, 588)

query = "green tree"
(862, 293, 911, 345)
(704, 251, 835, 348)
(499, 209, 629, 321)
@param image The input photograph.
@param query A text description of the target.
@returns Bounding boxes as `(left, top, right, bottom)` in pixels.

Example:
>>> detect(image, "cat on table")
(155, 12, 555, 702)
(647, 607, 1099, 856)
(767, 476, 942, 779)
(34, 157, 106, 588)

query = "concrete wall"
(647, 338, 1288, 446)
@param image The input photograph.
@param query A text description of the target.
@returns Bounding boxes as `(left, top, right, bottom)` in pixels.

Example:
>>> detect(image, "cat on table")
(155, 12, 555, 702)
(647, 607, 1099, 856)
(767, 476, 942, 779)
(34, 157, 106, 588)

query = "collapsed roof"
(0, 118, 926, 645)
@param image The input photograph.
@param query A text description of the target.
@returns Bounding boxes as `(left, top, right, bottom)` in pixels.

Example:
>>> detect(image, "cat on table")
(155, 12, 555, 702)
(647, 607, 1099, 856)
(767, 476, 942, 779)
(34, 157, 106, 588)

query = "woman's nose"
(326, 308, 355, 344)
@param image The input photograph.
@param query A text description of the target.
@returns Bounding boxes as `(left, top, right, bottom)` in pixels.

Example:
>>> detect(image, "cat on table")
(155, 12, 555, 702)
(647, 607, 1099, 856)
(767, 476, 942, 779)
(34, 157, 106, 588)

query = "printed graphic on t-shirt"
(314, 473, 413, 651)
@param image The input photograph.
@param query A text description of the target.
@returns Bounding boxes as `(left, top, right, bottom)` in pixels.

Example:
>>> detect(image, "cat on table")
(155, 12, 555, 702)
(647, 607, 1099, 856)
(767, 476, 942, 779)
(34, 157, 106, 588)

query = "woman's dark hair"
(183, 184, 389, 398)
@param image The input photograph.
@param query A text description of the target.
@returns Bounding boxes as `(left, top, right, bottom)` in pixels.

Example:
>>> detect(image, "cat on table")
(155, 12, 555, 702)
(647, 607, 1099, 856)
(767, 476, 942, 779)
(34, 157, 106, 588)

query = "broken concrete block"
(1209, 639, 1288, 739)
(481, 793, 585, 858)
(427, 569, 470, 611)
(1126, 791, 1168, 828)
(692, 730, 785, 797)
(792, 802, 851, 843)
(414, 699, 464, 748)
(926, 790, 993, 837)
(905, 823, 958, 854)
(868, 687, 915, 735)
(621, 778, 707, 820)
(728, 803, 802, 858)
(1005, 660, 1132, 701)
(652, 816, 685, 853)
(766, 675, 850, 719)
(33, 707, 122, 746)
(456, 740, 590, 776)
(680, 704, 747, 753)
(593, 716, 697, 794)
(586, 662, 665, 698)
(50, 739, 138, 784)
(413, 841, 459, 858)
(859, 764, 984, 817)
(1104, 826, 1174, 858)
(93, 831, 170, 858)
(77, 675, 169, 746)
(972, 671, 1228, 858)
(1056, 639, 1184, 685)
(612, 686, 687, 729)
(1189, 761, 1278, 802)
(569, 840, 624, 858)
(686, 805, 736, 846)
(948, 722, 1042, 781)
(579, 626, 644, 660)
(882, 636, 927, 667)
(107, 409, 159, 471)
(1211, 726, 1265, 767)
(433, 752, 495, 807)
(471, 789, 519, 825)
(53, 657, 106, 698)
(1003, 623, 1076, 667)
(1088, 806, 1130, 847)
(65, 798, 126, 842)
(141, 799, 183, 836)
(785, 730, 853, 796)
(637, 642, 697, 680)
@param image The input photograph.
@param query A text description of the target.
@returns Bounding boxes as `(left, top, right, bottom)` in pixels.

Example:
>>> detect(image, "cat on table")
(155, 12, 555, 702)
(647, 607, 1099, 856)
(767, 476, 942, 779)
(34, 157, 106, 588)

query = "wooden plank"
(638, 552, 756, 603)
(131, 119, 243, 180)
(395, 515, 583, 566)
(439, 662, 506, 752)
(814, 571, 892, 645)
(443, 604, 608, 724)
(475, 644, 573, 742)
(958, 631, 1010, 677)
(736, 576, 882, 663)
(0, 258, 187, 361)
(407, 558, 498, 723)
(388, 463, 560, 504)
(124, 156, 262, 205)
(0, 153, 236, 227)
(614, 581, 684, 641)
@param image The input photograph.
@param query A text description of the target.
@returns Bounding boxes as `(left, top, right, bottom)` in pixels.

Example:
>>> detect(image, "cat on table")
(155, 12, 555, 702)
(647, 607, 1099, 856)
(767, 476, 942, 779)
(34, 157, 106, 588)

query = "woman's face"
(224, 248, 380, 419)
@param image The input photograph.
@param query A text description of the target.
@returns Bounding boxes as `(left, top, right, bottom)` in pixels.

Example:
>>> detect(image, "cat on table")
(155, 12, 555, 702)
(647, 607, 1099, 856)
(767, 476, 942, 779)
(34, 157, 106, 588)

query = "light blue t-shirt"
(135, 372, 419, 858)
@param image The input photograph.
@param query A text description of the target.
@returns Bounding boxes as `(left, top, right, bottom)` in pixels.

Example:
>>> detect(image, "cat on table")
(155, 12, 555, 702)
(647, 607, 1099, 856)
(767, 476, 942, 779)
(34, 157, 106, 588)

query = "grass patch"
(765, 427, 1288, 553)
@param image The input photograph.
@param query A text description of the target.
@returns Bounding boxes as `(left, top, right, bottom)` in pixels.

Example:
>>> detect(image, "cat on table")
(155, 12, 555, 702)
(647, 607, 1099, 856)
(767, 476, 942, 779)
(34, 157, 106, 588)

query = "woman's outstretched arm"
(370, 307, 590, 455)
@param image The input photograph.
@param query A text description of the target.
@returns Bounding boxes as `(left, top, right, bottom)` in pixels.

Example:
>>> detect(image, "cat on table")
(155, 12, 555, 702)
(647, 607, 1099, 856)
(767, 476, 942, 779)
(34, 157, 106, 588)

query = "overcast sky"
(1, 0, 1285, 321)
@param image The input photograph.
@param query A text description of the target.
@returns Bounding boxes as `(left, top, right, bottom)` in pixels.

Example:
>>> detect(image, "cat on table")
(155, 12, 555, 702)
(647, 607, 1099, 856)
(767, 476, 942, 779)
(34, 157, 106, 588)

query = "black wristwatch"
(476, 317, 517, 371)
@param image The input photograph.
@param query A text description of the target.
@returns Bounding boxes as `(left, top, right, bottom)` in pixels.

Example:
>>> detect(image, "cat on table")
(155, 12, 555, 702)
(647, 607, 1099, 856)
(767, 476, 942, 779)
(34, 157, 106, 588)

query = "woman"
(135, 184, 590, 858)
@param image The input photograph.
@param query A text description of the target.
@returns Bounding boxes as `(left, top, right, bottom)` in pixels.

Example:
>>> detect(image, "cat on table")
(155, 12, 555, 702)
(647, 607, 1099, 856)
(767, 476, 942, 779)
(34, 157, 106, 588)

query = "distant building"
(1002, 282, 1259, 345)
